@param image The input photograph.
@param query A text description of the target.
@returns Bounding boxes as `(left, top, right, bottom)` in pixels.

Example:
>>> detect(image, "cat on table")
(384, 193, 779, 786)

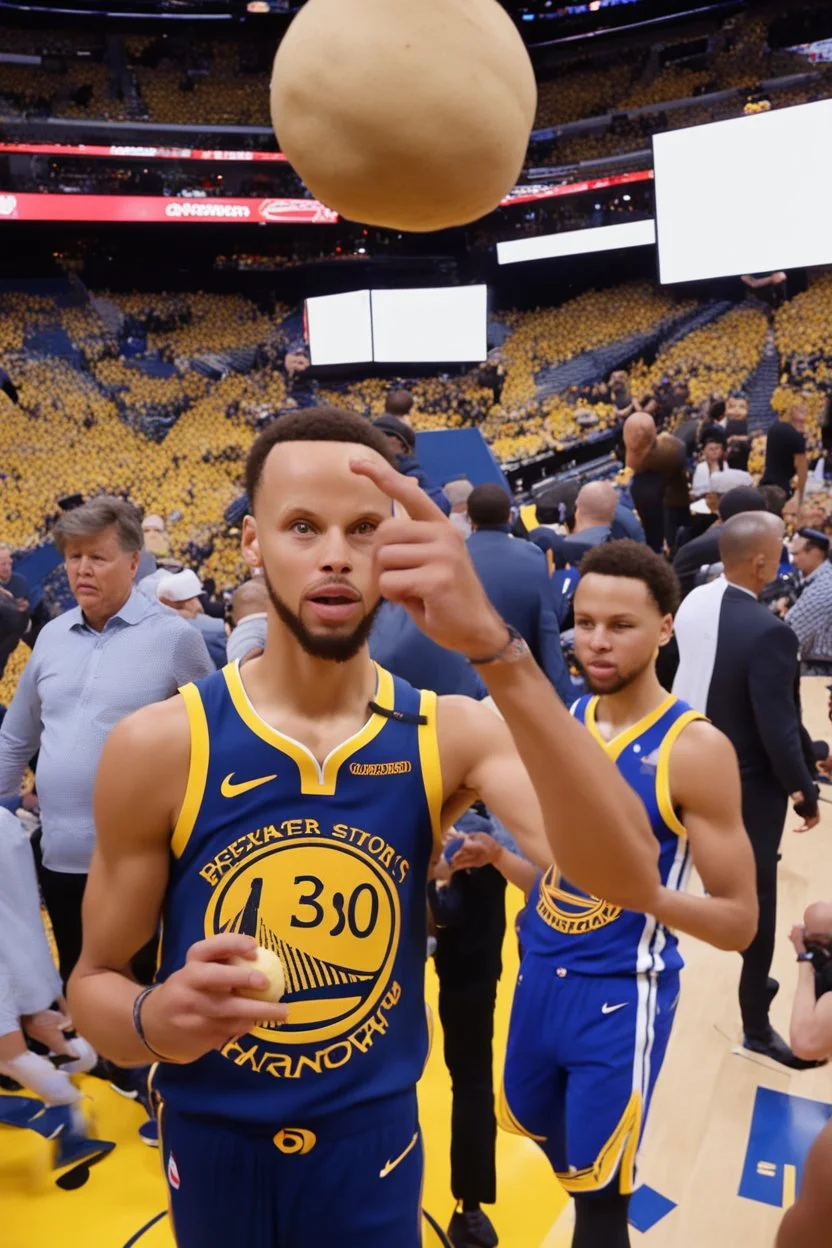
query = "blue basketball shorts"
(500, 955, 680, 1195)
(158, 1092, 423, 1248)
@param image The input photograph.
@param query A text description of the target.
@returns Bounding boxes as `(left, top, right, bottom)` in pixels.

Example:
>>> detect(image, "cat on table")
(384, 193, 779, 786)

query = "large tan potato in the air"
(230, 947, 286, 1003)
(270, 0, 537, 232)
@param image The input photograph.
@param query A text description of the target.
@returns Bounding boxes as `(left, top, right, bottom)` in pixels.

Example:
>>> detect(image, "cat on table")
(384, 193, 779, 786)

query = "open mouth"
(306, 587, 361, 624)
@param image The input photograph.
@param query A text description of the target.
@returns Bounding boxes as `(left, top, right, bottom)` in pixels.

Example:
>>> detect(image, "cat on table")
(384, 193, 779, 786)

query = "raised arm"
(788, 926, 832, 1061)
(653, 720, 757, 951)
(354, 458, 662, 915)
(794, 452, 808, 507)
(67, 697, 286, 1067)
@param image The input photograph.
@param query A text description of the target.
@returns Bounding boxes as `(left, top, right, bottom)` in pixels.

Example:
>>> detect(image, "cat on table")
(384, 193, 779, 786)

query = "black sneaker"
(107, 1063, 146, 1100)
(743, 1027, 827, 1070)
(448, 1209, 498, 1248)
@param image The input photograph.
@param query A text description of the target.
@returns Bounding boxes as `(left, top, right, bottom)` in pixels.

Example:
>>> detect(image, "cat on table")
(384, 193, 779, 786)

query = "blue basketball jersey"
(520, 693, 704, 977)
(153, 661, 441, 1127)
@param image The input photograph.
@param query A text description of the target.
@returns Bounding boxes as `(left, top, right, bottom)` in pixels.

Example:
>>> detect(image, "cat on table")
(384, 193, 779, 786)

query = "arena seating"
(3, 8, 828, 167)
(1, 277, 827, 606)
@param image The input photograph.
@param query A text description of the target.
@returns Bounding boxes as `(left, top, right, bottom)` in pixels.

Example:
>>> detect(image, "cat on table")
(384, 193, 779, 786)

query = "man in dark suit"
(466, 484, 574, 706)
(673, 512, 822, 1067)
(369, 601, 503, 1248)
(672, 485, 767, 599)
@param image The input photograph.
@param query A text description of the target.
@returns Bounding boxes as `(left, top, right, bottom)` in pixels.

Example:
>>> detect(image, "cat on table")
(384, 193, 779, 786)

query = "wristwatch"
(469, 625, 530, 667)
(797, 952, 815, 963)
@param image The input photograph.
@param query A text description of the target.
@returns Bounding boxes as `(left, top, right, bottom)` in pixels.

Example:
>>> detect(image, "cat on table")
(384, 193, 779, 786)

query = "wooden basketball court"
(2, 679, 830, 1247)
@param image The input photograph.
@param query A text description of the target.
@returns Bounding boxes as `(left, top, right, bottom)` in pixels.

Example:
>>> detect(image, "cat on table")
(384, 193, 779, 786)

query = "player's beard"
(262, 569, 381, 663)
(577, 653, 654, 696)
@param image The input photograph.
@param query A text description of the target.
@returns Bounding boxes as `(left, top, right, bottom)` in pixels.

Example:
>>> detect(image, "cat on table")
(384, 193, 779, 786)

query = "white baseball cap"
(157, 569, 203, 603)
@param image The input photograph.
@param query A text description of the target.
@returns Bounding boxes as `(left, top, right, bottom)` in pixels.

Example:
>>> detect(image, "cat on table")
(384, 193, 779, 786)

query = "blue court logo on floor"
(739, 1086, 832, 1208)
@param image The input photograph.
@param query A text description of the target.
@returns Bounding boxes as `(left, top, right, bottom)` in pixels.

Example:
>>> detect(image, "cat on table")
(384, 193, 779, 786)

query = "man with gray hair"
(673, 511, 821, 1069)
(0, 495, 213, 987)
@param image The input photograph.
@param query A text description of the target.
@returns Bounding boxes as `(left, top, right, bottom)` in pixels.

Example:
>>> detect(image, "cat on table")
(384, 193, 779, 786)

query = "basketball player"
(69, 411, 682, 1248)
(493, 542, 757, 1248)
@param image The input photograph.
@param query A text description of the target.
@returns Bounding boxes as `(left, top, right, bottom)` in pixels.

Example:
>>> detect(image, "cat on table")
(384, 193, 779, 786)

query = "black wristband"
(133, 985, 174, 1062)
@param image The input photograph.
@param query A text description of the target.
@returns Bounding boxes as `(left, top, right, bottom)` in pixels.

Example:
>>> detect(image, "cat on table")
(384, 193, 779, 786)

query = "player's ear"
(658, 613, 674, 647)
(241, 515, 261, 570)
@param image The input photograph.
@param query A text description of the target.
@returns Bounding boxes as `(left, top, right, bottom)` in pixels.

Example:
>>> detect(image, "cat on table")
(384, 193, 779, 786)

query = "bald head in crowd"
(623, 411, 657, 455)
(575, 481, 618, 530)
(804, 900, 832, 937)
(231, 577, 269, 627)
(719, 512, 785, 594)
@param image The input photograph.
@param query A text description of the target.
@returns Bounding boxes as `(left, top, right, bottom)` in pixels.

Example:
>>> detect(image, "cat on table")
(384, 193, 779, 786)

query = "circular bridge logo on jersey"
(204, 839, 401, 1046)
(536, 867, 622, 936)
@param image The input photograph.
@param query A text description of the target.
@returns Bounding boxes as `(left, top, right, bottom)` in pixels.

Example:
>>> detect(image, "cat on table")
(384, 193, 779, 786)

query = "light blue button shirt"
(0, 588, 214, 873)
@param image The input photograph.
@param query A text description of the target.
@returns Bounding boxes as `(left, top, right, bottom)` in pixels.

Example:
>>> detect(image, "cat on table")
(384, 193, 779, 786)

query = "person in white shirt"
(691, 436, 728, 497)
(157, 569, 227, 669)
(0, 809, 110, 1167)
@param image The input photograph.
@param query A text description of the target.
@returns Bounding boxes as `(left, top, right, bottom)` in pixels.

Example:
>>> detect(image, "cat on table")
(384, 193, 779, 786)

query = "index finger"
(350, 457, 448, 524)
(186, 934, 258, 964)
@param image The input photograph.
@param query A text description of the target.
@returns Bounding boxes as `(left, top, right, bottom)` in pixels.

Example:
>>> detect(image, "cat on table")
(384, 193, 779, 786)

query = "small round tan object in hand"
(229, 947, 286, 1004)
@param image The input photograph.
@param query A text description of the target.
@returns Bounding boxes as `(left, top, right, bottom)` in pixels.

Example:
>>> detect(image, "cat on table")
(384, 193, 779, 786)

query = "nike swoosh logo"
(379, 1131, 419, 1179)
(601, 1003, 628, 1015)
(220, 772, 277, 799)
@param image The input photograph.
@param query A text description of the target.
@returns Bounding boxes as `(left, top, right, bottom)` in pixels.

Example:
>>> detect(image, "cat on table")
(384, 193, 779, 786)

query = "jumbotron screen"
(371, 286, 487, 364)
(653, 99, 832, 283)
(305, 291, 373, 367)
(304, 285, 488, 366)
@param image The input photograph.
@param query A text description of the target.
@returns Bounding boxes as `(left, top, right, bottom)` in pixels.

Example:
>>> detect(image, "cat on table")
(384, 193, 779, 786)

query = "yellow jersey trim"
(171, 682, 210, 860)
(555, 1090, 642, 1194)
(417, 688, 443, 852)
(498, 1081, 547, 1143)
(585, 692, 678, 762)
(655, 709, 707, 838)
(222, 660, 394, 797)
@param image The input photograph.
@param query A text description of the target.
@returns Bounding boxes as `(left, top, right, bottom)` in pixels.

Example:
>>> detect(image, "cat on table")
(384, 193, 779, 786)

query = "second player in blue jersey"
(453, 542, 756, 1248)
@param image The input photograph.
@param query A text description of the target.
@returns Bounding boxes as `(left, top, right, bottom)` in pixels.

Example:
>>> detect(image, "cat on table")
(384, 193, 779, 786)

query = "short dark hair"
(709, 400, 726, 422)
(53, 495, 143, 555)
(385, 389, 414, 417)
(578, 540, 680, 616)
(754, 485, 787, 518)
(718, 486, 767, 522)
(468, 483, 511, 528)
(245, 407, 397, 505)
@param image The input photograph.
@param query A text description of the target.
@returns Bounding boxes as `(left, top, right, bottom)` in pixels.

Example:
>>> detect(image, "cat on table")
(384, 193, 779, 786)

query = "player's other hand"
(140, 934, 287, 1065)
(450, 832, 502, 871)
(791, 791, 821, 834)
(351, 457, 508, 660)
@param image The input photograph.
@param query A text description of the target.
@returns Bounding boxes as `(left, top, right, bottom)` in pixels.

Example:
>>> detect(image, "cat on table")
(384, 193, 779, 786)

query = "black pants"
(664, 505, 690, 556)
(37, 862, 87, 988)
(437, 977, 499, 1206)
(739, 780, 788, 1036)
(434, 863, 506, 1207)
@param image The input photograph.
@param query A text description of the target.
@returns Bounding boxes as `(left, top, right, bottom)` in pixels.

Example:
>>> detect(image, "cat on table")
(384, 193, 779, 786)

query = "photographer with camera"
(775, 906, 832, 1246)
(788, 902, 832, 1061)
